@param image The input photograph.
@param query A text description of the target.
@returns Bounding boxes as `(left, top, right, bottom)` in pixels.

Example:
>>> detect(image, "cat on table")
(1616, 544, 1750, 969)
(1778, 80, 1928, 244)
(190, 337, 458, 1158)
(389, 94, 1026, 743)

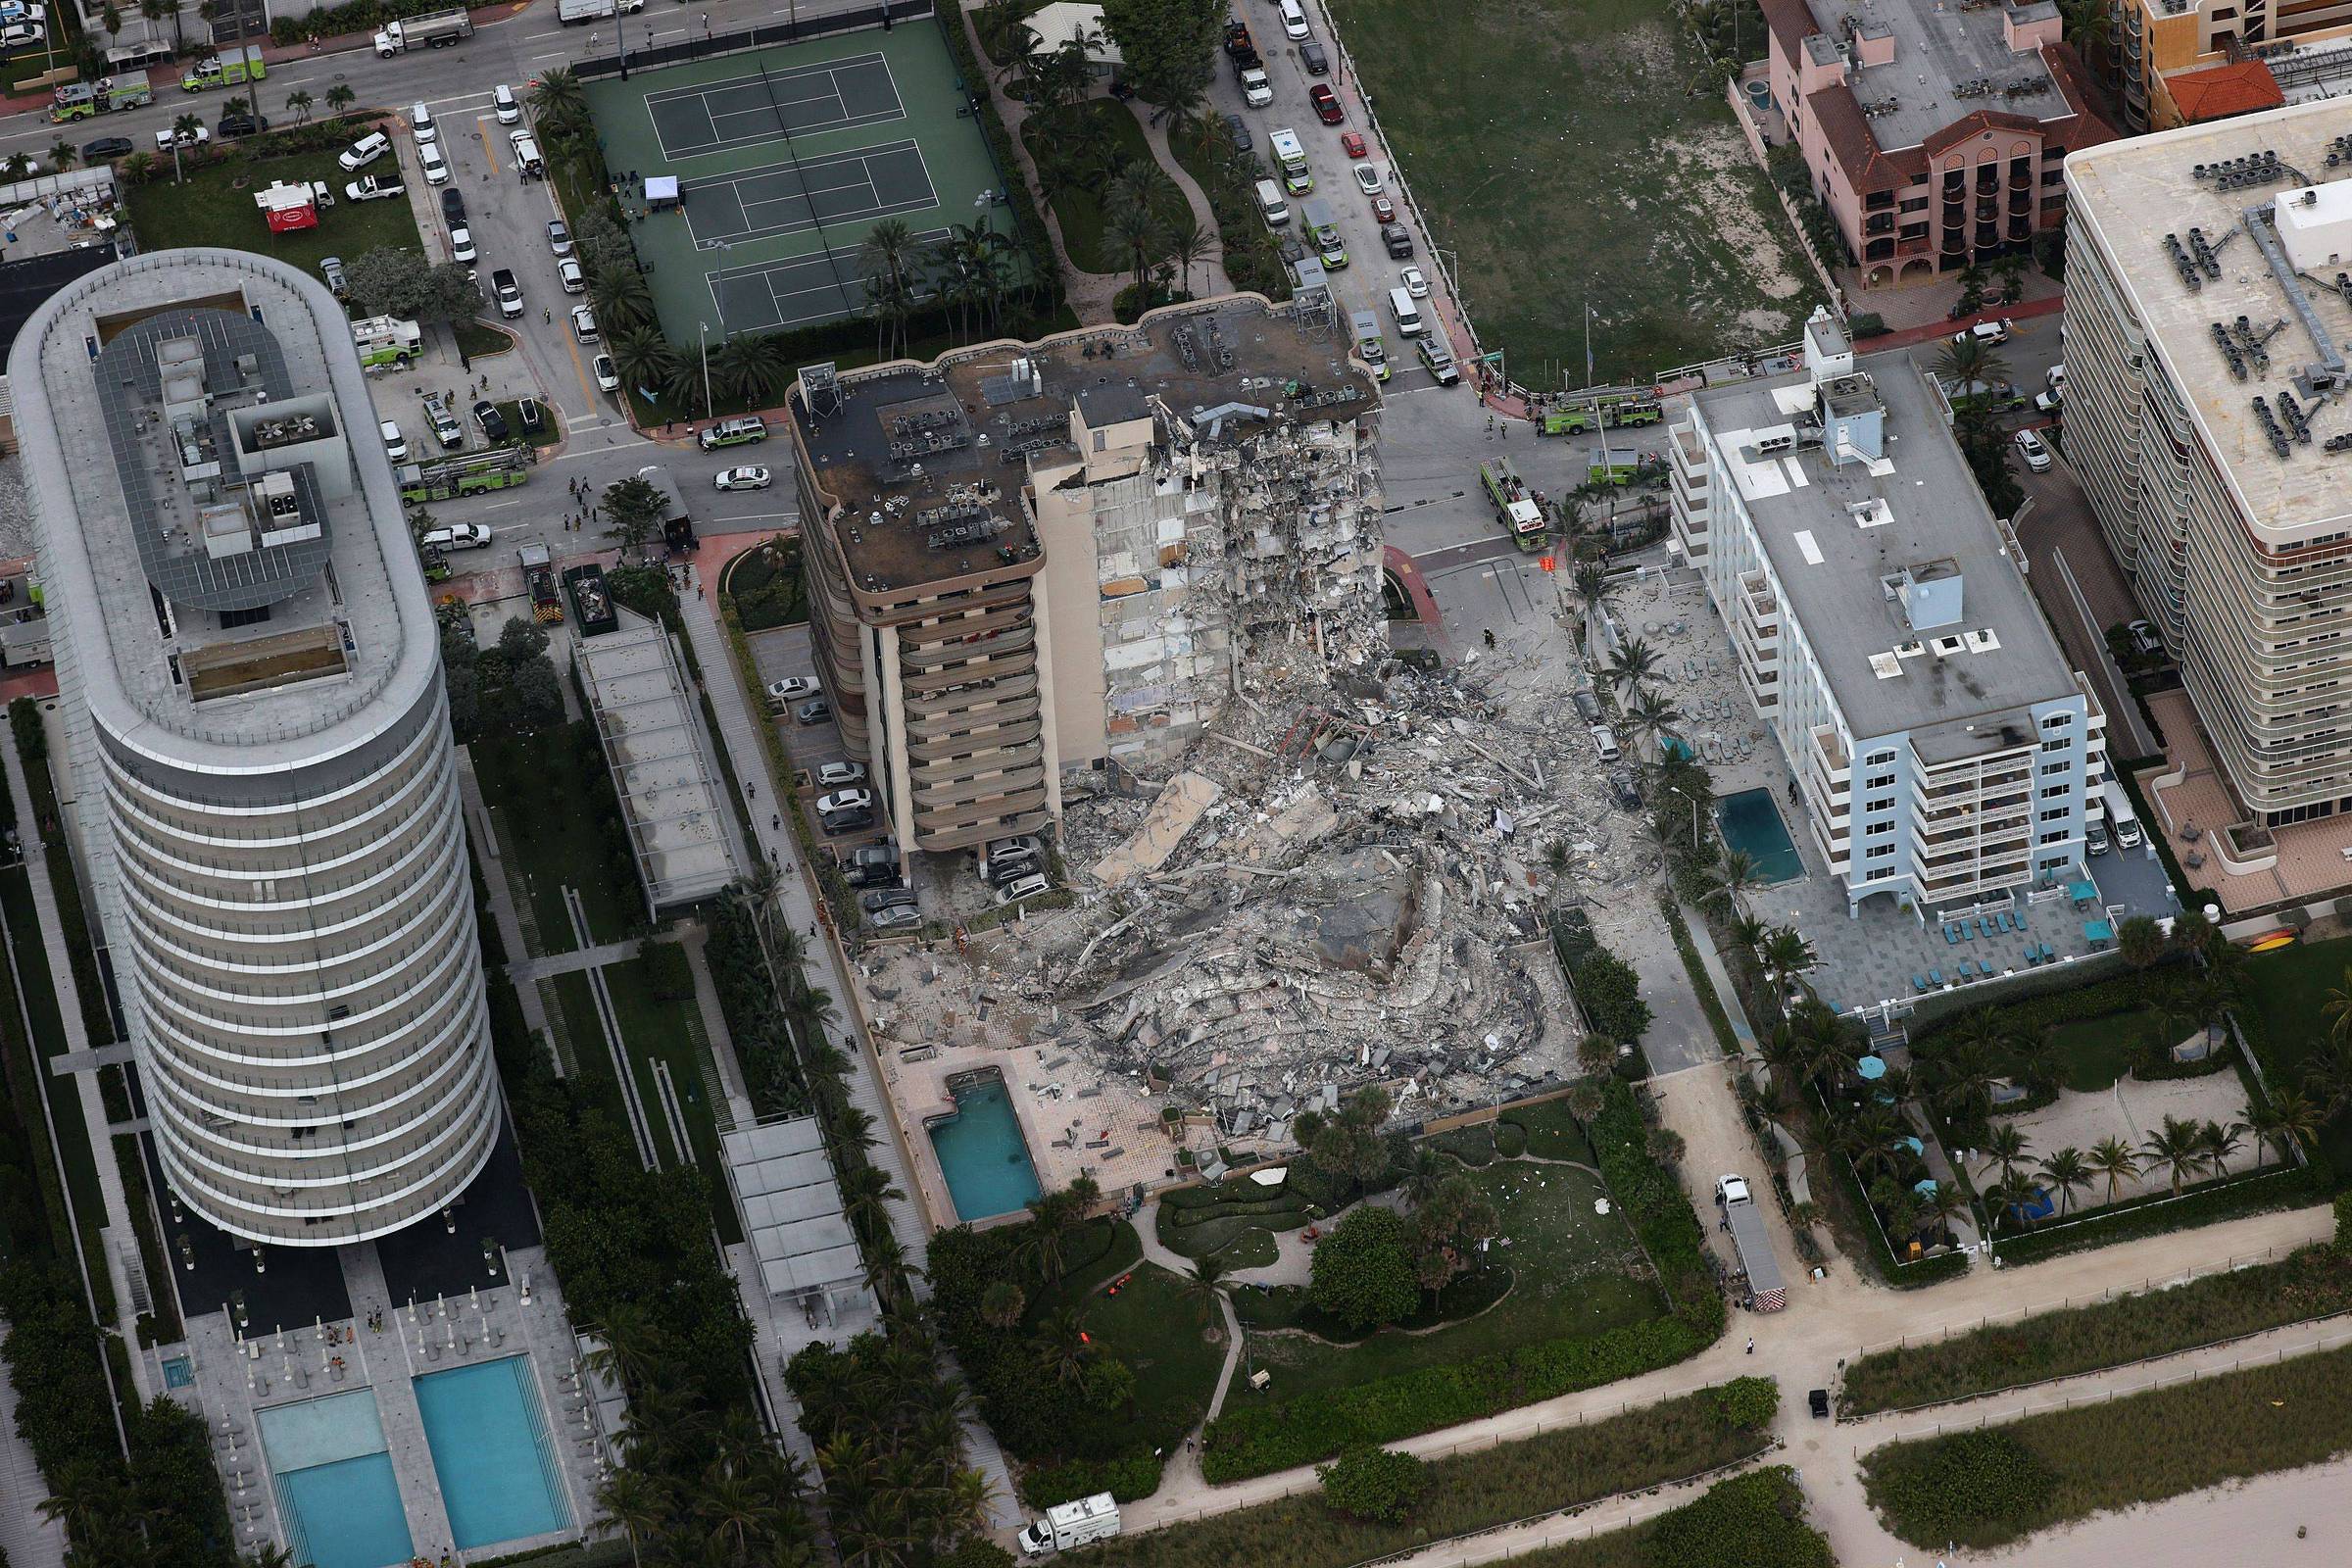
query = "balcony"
(1809, 725, 1850, 784)
(1941, 228, 1968, 256)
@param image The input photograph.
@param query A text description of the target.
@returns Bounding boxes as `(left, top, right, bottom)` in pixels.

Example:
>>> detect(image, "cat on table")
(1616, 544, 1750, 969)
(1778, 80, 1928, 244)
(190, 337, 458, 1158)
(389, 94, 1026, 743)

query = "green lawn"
(720, 537, 808, 631)
(0, 868, 112, 1312)
(1501, 1098, 1599, 1164)
(602, 954, 740, 1245)
(1155, 1178, 1317, 1259)
(1060, 1262, 1226, 1457)
(2242, 935, 2352, 1180)
(491, 398, 563, 450)
(470, 728, 641, 951)
(1020, 99, 1191, 275)
(1241, 1161, 1665, 1398)
(126, 146, 424, 282)
(1327, 0, 1819, 381)
(2042, 1010, 2171, 1094)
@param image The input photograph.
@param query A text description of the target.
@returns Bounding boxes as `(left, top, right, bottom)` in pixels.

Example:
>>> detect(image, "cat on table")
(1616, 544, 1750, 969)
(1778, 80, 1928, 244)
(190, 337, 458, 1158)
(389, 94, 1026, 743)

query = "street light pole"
(699, 321, 713, 421)
(1669, 786, 1698, 845)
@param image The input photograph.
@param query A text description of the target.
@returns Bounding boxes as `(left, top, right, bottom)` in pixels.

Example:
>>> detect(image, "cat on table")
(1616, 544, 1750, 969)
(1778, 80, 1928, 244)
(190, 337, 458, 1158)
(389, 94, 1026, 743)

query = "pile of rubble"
(938, 646, 1671, 1148)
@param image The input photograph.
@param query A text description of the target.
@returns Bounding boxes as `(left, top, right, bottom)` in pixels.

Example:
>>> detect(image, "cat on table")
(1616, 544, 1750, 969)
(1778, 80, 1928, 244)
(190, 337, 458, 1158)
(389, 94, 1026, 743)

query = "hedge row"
(933, 5, 1060, 303)
(1587, 1079, 1725, 1330)
(1906, 968, 2180, 1054)
(1991, 1161, 2327, 1267)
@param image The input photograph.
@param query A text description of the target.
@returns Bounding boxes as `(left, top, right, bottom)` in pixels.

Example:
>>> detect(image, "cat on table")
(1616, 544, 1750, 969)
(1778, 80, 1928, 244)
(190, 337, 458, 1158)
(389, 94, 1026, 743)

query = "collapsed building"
(783, 295, 1389, 854)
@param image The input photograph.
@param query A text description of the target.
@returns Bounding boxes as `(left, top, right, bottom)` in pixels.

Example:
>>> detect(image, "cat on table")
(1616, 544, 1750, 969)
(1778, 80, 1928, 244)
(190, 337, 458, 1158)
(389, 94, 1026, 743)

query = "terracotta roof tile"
(2165, 59, 2284, 122)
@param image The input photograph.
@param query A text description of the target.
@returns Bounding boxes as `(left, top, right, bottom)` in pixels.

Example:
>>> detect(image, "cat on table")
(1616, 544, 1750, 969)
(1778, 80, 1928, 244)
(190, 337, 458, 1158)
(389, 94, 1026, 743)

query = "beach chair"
(1930, 967, 1946, 986)
(2016, 910, 2029, 933)
(1912, 973, 1931, 994)
(1943, 923, 1960, 945)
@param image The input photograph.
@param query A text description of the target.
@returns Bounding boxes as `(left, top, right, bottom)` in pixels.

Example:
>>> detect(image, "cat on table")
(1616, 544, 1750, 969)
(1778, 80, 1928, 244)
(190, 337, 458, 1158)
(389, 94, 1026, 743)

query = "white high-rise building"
(12, 250, 498, 1246)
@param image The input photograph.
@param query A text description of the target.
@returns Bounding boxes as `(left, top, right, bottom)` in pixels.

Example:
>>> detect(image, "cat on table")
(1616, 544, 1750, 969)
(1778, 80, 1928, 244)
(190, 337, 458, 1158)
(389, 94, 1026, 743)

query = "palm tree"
(2035, 1146, 2091, 1216)
(1030, 1307, 1093, 1386)
(1017, 1187, 1085, 1282)
(1623, 684, 1684, 761)
(1399, 1144, 1455, 1206)
(1182, 1250, 1231, 1326)
(533, 68, 591, 137)
(2320, 964, 2352, 1047)
(1163, 215, 1210, 296)
(2249, 1089, 2322, 1169)
(2198, 1118, 2246, 1179)
(223, 94, 250, 120)
(609, 325, 683, 400)
(1981, 1122, 2033, 1192)
(2083, 1136, 2139, 1206)
(1572, 561, 1613, 626)
(1706, 849, 1760, 913)
(840, 1165, 905, 1235)
(590, 268, 657, 330)
(1935, 334, 2010, 398)
(167, 114, 202, 182)
(2139, 1115, 2208, 1198)
(1912, 1180, 1966, 1245)
(595, 1467, 671, 1568)
(1103, 195, 1164, 296)
(325, 83, 357, 120)
(859, 218, 923, 358)
(710, 330, 789, 403)
(46, 139, 75, 172)
(978, 1279, 1025, 1330)
(142, 0, 182, 51)
(1606, 636, 1657, 701)
(1759, 925, 1817, 988)
(284, 88, 314, 126)
(695, 1465, 786, 1563)
(119, 150, 156, 186)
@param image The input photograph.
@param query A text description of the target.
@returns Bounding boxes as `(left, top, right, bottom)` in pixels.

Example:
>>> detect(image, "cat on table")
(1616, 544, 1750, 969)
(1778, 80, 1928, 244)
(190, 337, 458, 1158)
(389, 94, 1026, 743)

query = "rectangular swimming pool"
(1717, 788, 1804, 885)
(927, 1072, 1042, 1222)
(413, 1357, 572, 1550)
(257, 1392, 413, 1568)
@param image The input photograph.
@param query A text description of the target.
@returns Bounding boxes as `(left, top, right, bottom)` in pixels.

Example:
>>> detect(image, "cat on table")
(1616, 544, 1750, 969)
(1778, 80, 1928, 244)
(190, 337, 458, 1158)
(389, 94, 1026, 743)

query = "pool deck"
(160, 1240, 605, 1566)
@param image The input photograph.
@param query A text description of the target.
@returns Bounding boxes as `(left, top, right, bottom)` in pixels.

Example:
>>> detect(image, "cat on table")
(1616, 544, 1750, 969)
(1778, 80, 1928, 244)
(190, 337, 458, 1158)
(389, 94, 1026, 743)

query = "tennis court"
(582, 23, 1014, 339)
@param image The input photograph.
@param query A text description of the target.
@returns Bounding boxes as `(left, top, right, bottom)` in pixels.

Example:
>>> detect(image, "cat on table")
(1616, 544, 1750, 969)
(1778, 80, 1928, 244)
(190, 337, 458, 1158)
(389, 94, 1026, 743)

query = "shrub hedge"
(1842, 1239, 2352, 1414)
(1991, 1162, 2325, 1266)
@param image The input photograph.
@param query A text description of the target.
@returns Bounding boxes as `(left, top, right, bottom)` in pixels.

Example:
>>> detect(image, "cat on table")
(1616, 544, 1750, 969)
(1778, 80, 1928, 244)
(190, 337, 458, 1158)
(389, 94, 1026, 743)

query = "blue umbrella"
(1855, 1055, 1886, 1081)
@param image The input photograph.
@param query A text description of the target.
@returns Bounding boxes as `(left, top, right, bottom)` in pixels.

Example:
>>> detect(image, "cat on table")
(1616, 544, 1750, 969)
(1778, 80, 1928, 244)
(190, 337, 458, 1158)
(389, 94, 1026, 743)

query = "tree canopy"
(1308, 1205, 1418, 1331)
(345, 246, 480, 324)
(1099, 0, 1222, 109)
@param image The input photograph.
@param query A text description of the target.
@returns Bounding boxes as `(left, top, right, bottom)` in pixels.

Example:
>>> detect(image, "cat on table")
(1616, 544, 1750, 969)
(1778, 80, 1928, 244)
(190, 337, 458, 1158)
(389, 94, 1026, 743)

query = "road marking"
(477, 121, 503, 175)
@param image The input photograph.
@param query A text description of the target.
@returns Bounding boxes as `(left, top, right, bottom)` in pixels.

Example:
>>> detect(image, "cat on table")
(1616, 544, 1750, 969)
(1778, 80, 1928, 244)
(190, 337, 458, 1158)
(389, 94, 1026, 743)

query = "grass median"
(1861, 1339, 2352, 1549)
(1842, 1241, 2352, 1416)
(1077, 1382, 1776, 1568)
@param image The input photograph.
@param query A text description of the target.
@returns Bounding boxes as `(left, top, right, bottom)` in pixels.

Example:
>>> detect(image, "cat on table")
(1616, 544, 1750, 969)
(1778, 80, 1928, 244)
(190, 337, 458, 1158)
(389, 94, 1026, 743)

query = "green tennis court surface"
(585, 24, 1012, 339)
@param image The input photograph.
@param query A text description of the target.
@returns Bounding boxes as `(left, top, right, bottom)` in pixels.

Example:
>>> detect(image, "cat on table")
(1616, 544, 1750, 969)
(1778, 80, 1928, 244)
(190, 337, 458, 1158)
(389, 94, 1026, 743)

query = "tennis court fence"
(576, 0, 936, 80)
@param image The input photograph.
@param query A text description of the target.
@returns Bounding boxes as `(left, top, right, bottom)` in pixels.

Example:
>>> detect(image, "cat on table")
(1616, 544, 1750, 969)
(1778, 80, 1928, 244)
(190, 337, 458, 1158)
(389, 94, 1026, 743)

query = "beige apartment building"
(2067, 97, 2352, 827)
(783, 297, 1385, 855)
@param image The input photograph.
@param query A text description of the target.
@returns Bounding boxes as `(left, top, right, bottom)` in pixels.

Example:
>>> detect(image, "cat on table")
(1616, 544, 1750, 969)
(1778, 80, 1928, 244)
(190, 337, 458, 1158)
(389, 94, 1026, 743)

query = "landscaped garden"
(1860, 1340, 2352, 1550)
(2240, 933, 2352, 1180)
(1020, 98, 1196, 279)
(1154, 1174, 1317, 1264)
(125, 142, 422, 277)
(1075, 1381, 1779, 1568)
(471, 721, 647, 950)
(1200, 1081, 1723, 1481)
(719, 535, 808, 632)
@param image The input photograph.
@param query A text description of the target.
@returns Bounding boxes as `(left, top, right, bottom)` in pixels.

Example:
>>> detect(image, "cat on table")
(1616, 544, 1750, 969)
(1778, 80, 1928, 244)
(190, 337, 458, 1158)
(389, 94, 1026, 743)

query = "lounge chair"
(2016, 910, 2029, 933)
(1930, 967, 1946, 986)
(1996, 911, 2015, 934)
(1912, 973, 1931, 993)
(1943, 923, 1960, 945)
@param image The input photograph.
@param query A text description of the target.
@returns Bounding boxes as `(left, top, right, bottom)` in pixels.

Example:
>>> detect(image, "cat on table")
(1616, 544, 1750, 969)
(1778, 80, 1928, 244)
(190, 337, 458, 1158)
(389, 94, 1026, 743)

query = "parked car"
(440, 187, 466, 222)
(345, 174, 405, 201)
(796, 698, 832, 726)
(319, 255, 348, 296)
(816, 788, 873, 815)
(2014, 426, 2051, 472)
(822, 809, 874, 835)
(1416, 337, 1459, 385)
(472, 400, 509, 442)
(860, 886, 918, 914)
(491, 269, 523, 318)
(216, 111, 265, 138)
(1369, 194, 1396, 223)
(1280, 0, 1310, 39)
(494, 83, 521, 124)
(1382, 223, 1414, 259)
(1300, 38, 1330, 74)
(448, 223, 475, 263)
(338, 131, 389, 172)
(867, 904, 922, 931)
(592, 353, 619, 392)
(569, 303, 599, 343)
(715, 466, 770, 491)
(995, 872, 1053, 906)
(420, 522, 492, 551)
(1953, 318, 2011, 347)
(80, 136, 133, 162)
(2127, 618, 2163, 658)
(1353, 164, 1383, 195)
(547, 218, 573, 255)
(815, 760, 867, 788)
(156, 122, 208, 150)
(517, 398, 546, 438)
(1309, 84, 1344, 124)
(1607, 767, 1642, 811)
(1571, 690, 1601, 723)
(379, 419, 408, 462)
(419, 142, 450, 184)
(1225, 113, 1251, 155)
(1340, 131, 1366, 159)
(558, 257, 586, 293)
(410, 101, 436, 144)
(766, 676, 820, 702)
(2034, 388, 2062, 416)
(1398, 265, 1428, 298)
(423, 394, 462, 449)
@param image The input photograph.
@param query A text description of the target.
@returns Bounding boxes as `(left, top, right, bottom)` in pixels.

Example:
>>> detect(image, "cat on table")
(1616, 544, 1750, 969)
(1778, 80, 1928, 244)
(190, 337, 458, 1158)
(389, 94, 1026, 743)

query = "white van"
(1279, 0, 1310, 39)
(410, 102, 435, 144)
(1254, 177, 1289, 227)
(1389, 286, 1423, 337)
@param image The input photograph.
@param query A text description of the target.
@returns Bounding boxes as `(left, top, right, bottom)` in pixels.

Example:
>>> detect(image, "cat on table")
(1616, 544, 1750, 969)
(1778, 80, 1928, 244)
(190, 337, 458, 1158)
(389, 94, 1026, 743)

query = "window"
(2041, 739, 2071, 754)
(2041, 761, 2069, 776)
(2040, 807, 2069, 822)
(2041, 713, 2072, 730)
(1867, 749, 1896, 765)
(2038, 829, 2068, 844)
(1866, 796, 1893, 813)
(1866, 771, 1896, 790)
(1866, 844, 1895, 859)
(2041, 784, 2069, 799)
(1865, 864, 1892, 880)
(1866, 821, 1893, 836)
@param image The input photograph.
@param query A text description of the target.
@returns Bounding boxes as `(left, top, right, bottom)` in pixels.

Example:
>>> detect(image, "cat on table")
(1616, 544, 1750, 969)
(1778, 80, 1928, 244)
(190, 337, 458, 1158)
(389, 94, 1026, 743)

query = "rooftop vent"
(1870, 651, 1905, 679)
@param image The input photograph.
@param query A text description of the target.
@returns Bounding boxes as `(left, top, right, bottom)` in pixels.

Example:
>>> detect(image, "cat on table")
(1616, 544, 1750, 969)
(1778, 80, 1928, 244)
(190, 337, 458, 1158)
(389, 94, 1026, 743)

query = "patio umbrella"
(1855, 1055, 1886, 1082)
(1913, 1178, 1939, 1198)
(1889, 1136, 1924, 1157)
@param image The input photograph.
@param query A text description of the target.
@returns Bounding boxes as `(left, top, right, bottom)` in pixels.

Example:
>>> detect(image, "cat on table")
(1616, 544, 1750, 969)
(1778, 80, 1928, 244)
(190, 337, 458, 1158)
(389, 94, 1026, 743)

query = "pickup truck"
(344, 174, 405, 202)
(491, 269, 523, 318)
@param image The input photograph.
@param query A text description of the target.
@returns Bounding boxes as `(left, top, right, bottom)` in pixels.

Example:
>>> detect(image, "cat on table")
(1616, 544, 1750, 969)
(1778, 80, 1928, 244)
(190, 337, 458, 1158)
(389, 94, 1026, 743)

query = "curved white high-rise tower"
(12, 250, 498, 1246)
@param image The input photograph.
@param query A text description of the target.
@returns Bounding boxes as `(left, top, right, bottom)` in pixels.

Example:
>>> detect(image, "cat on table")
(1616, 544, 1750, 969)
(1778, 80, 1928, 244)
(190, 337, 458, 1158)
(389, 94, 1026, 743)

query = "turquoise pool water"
(1718, 788, 1803, 884)
(161, 1355, 192, 1389)
(928, 1074, 1042, 1221)
(413, 1357, 571, 1550)
(257, 1392, 412, 1568)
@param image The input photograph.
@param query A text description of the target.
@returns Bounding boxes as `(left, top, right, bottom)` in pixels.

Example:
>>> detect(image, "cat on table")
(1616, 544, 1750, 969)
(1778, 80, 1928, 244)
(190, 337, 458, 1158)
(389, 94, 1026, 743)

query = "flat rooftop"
(14, 250, 433, 768)
(1809, 0, 2065, 152)
(2069, 98, 2352, 540)
(1695, 355, 2081, 747)
(789, 295, 1376, 596)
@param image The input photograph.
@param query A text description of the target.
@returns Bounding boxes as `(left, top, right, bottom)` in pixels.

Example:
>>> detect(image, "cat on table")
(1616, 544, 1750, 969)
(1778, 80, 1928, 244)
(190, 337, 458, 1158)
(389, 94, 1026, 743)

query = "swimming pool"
(1717, 788, 1804, 885)
(257, 1392, 413, 1568)
(927, 1071, 1043, 1221)
(413, 1357, 572, 1550)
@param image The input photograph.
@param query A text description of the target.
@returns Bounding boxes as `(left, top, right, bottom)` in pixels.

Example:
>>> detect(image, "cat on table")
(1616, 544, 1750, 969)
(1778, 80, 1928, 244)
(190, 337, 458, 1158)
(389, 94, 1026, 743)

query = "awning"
(2067, 879, 2097, 902)
(2083, 918, 2115, 944)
